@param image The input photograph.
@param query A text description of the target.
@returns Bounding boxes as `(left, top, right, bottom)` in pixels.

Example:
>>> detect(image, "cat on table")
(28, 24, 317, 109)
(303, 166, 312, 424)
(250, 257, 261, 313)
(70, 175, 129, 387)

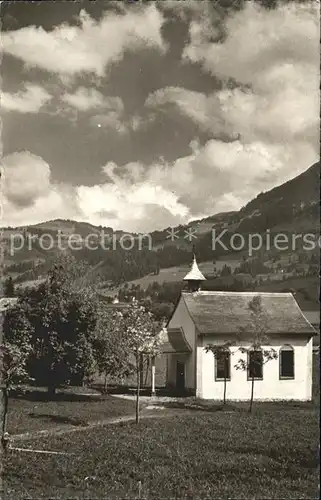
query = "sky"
(1, 0, 319, 232)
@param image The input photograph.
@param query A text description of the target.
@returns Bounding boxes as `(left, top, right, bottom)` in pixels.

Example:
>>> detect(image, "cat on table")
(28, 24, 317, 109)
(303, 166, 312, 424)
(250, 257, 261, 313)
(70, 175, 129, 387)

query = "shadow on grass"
(28, 412, 89, 426)
(10, 389, 103, 403)
(91, 383, 193, 398)
(161, 401, 237, 412)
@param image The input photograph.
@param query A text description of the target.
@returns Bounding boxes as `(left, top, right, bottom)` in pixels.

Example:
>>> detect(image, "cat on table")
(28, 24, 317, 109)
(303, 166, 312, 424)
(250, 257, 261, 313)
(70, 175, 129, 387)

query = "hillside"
(1, 161, 319, 292)
(236, 161, 320, 233)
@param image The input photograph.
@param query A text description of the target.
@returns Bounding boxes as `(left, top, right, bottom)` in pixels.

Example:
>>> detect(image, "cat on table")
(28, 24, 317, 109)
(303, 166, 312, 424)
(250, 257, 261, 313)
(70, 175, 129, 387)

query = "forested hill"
(1, 161, 319, 287)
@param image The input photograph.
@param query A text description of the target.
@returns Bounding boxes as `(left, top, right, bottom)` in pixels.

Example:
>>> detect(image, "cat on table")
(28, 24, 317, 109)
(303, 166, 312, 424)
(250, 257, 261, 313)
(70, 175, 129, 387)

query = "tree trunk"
(0, 388, 6, 496)
(136, 353, 141, 424)
(0, 385, 9, 498)
(0, 387, 9, 452)
(223, 357, 227, 405)
(103, 372, 108, 394)
(223, 377, 227, 405)
(47, 385, 56, 398)
(139, 355, 144, 390)
(249, 376, 255, 412)
(144, 357, 150, 387)
(151, 356, 156, 397)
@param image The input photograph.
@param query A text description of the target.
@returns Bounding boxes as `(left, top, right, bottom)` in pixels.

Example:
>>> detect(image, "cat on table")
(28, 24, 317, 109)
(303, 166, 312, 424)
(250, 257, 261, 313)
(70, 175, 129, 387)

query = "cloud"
(1, 83, 52, 113)
(98, 138, 317, 221)
(76, 162, 188, 232)
(183, 2, 319, 85)
(1, 151, 188, 231)
(88, 96, 152, 135)
(148, 2, 319, 150)
(181, 1, 319, 148)
(1, 151, 80, 226)
(2, 152, 52, 207)
(1, 135, 318, 232)
(143, 1, 319, 216)
(1, 3, 319, 233)
(61, 87, 121, 112)
(145, 86, 236, 139)
(2, 5, 167, 79)
(88, 96, 127, 132)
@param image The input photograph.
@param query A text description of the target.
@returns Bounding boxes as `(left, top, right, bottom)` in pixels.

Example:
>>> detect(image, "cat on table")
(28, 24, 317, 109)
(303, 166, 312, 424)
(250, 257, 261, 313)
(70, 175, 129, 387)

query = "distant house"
(234, 273, 253, 285)
(160, 256, 316, 401)
(0, 297, 18, 312)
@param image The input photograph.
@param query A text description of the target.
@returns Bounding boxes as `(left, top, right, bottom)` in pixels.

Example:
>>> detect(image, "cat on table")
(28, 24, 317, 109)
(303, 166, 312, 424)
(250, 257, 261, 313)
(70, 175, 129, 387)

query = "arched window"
(280, 345, 294, 379)
(215, 349, 231, 381)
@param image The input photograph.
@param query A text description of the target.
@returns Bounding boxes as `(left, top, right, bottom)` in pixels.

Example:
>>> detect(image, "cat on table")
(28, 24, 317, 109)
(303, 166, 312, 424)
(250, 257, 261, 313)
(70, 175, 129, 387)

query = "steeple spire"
(183, 254, 206, 292)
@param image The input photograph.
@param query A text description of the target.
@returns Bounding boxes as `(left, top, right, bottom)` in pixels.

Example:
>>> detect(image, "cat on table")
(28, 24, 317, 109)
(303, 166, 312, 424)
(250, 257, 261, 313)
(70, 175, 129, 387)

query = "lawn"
(4, 404, 319, 499)
(7, 389, 136, 435)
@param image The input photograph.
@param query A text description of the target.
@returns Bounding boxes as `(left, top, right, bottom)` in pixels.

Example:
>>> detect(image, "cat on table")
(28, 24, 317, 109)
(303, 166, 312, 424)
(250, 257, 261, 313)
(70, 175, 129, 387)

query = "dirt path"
(9, 409, 179, 443)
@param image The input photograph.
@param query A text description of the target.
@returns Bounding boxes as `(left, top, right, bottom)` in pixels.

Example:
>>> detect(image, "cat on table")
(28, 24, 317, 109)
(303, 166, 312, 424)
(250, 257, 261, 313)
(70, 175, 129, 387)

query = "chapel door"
(176, 361, 185, 393)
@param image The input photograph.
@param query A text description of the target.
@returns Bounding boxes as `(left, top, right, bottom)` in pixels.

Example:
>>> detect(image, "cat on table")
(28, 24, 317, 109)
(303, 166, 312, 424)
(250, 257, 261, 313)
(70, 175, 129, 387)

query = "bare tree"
(234, 296, 278, 412)
(205, 341, 234, 405)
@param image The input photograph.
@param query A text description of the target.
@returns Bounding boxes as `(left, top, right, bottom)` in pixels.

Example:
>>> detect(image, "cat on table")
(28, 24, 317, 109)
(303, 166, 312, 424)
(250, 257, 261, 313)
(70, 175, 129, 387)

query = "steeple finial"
(183, 253, 206, 292)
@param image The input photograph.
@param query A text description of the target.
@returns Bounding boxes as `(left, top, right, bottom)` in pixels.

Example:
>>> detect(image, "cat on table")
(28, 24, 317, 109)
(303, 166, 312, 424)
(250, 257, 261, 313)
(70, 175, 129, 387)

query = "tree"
(3, 277, 15, 297)
(22, 255, 98, 395)
(205, 341, 234, 405)
(117, 300, 162, 423)
(234, 296, 278, 412)
(221, 265, 232, 276)
(92, 307, 134, 393)
(1, 303, 33, 452)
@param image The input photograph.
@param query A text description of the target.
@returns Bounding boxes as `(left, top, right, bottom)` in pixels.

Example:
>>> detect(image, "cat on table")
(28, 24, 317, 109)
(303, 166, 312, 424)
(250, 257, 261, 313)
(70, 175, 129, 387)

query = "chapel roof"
(181, 291, 316, 336)
(159, 327, 192, 354)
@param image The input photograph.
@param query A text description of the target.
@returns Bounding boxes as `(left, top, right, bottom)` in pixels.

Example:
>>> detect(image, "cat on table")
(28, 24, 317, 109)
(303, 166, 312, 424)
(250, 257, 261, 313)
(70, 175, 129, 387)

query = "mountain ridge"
(2, 161, 319, 238)
(1, 161, 319, 288)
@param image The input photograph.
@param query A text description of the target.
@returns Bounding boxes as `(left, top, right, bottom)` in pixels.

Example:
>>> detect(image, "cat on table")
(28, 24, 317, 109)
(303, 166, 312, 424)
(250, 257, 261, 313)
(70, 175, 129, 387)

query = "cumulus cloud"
(142, 1, 319, 224)
(149, 2, 319, 150)
(1, 2, 319, 232)
(76, 162, 188, 232)
(145, 86, 236, 139)
(183, 2, 319, 84)
(95, 138, 317, 223)
(1, 83, 52, 113)
(1, 151, 187, 231)
(61, 87, 120, 112)
(182, 1, 319, 147)
(1, 152, 80, 226)
(1, 136, 317, 232)
(1, 5, 167, 79)
(2, 152, 52, 207)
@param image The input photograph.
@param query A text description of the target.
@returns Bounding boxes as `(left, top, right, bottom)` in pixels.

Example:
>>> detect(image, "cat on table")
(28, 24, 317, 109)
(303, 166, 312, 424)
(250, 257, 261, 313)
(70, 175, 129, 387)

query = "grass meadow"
(3, 354, 319, 499)
(5, 403, 319, 499)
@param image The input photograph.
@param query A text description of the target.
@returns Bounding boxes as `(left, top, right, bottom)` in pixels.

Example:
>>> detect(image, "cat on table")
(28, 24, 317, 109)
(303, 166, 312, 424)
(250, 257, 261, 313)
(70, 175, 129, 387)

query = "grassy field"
(100, 259, 241, 296)
(5, 403, 319, 499)
(7, 390, 135, 435)
(3, 356, 319, 498)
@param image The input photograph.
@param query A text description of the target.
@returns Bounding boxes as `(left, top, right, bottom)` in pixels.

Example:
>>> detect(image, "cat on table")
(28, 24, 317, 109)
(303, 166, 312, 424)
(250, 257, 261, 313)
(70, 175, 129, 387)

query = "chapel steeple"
(183, 254, 206, 292)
